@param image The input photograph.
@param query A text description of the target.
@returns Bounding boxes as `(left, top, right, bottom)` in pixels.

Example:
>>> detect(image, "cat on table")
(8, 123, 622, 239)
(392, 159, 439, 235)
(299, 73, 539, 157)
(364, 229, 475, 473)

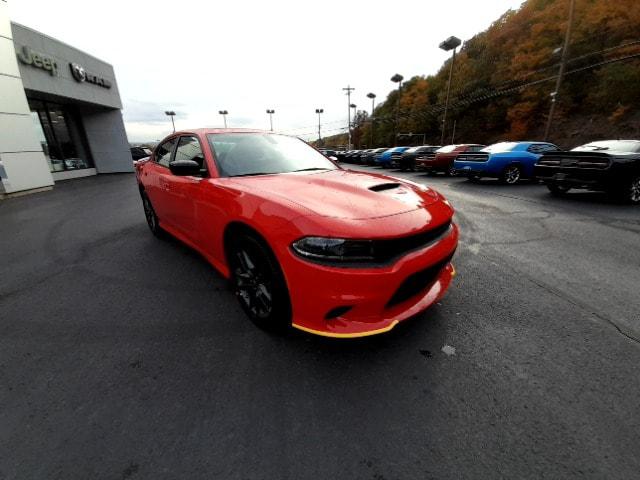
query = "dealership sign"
(16, 45, 111, 89)
(16, 45, 57, 76)
(69, 62, 112, 89)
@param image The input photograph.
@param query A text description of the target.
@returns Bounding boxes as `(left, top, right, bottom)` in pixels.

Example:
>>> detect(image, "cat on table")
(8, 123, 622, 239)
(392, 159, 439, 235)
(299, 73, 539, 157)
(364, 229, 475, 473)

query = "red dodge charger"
(136, 129, 458, 338)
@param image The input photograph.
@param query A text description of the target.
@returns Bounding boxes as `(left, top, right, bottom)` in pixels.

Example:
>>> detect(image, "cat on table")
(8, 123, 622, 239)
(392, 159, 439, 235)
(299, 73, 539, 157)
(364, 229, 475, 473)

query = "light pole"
(439, 35, 462, 145)
(391, 74, 403, 146)
(367, 92, 376, 147)
(315, 108, 323, 145)
(164, 110, 176, 133)
(218, 110, 228, 128)
(342, 85, 355, 149)
(266, 109, 275, 131)
(544, 0, 576, 141)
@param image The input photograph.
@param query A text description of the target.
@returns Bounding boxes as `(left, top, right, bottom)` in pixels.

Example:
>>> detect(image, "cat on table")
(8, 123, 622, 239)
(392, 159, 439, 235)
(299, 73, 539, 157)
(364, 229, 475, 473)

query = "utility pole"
(544, 0, 576, 141)
(451, 119, 457, 144)
(342, 85, 355, 149)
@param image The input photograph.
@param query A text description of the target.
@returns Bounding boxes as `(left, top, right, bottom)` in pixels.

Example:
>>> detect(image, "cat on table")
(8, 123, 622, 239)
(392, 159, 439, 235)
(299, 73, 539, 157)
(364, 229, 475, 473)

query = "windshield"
(207, 133, 338, 177)
(482, 142, 519, 153)
(572, 140, 640, 153)
(437, 145, 458, 153)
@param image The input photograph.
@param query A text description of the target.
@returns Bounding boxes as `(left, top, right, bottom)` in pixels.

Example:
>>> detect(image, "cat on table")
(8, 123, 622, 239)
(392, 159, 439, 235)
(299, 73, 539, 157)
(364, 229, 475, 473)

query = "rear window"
(482, 142, 519, 153)
(437, 145, 458, 153)
(572, 140, 640, 154)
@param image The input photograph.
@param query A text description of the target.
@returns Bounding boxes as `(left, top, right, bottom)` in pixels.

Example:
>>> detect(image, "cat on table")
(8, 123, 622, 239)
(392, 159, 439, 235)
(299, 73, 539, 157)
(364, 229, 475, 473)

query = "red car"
(417, 144, 485, 175)
(136, 129, 458, 338)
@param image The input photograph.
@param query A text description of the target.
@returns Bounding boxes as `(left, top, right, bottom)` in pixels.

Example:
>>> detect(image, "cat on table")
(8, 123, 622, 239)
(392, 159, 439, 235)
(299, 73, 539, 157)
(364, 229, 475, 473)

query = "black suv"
(534, 140, 640, 204)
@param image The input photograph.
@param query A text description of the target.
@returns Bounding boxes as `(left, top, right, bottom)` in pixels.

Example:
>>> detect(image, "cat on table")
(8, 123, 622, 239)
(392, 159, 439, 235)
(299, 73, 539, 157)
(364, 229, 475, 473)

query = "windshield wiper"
(593, 146, 609, 151)
(292, 167, 331, 172)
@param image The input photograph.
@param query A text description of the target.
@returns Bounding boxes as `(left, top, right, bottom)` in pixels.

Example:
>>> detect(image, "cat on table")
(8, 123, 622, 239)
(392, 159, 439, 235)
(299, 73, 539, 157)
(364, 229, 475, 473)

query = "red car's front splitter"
(291, 263, 456, 338)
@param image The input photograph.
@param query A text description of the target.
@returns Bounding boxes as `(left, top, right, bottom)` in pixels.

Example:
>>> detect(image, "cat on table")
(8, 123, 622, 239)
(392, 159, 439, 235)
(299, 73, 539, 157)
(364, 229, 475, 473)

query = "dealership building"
(0, 1, 132, 197)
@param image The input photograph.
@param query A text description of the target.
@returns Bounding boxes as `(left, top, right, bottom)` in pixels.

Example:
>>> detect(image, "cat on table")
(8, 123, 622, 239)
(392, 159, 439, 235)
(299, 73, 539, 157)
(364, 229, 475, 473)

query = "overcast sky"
(9, 0, 524, 142)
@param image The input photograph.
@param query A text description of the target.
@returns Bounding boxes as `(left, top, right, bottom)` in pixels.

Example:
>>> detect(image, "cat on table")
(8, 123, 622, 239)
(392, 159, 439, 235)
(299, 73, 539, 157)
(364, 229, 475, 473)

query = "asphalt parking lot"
(1, 169, 639, 479)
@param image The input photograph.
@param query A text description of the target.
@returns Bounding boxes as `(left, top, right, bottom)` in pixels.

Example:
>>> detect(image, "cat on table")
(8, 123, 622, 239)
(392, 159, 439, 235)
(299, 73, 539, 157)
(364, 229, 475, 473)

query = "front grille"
(456, 153, 489, 162)
(391, 153, 404, 161)
(537, 152, 611, 169)
(386, 252, 454, 308)
(372, 221, 451, 264)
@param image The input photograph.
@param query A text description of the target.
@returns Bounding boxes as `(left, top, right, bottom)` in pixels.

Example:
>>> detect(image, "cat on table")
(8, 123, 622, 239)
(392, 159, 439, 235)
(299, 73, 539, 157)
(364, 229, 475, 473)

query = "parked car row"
(340, 139, 640, 204)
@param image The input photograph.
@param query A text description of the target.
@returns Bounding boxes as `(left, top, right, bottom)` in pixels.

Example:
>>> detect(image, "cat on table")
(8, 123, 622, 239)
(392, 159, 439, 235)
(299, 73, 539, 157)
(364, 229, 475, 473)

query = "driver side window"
(175, 136, 206, 171)
(155, 138, 177, 167)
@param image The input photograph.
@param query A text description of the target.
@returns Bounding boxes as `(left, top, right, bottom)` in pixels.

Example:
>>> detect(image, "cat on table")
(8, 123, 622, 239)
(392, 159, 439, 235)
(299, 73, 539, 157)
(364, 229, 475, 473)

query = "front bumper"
(534, 165, 613, 189)
(281, 223, 459, 338)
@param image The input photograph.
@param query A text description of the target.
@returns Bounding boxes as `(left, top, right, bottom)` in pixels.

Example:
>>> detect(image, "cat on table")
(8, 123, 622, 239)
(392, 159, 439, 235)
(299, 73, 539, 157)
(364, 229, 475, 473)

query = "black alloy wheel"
(625, 176, 640, 204)
(141, 192, 163, 237)
(501, 165, 521, 185)
(229, 234, 291, 331)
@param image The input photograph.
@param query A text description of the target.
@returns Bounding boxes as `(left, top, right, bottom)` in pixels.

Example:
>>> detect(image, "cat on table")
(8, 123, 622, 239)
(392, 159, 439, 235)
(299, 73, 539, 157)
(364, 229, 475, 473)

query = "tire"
(228, 233, 292, 332)
(500, 165, 521, 185)
(141, 191, 164, 237)
(446, 165, 457, 177)
(547, 182, 571, 196)
(622, 176, 640, 204)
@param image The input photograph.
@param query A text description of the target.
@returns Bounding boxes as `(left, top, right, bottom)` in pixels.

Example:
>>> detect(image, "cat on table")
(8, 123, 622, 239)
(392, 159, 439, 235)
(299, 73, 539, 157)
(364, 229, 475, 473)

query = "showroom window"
(28, 99, 93, 172)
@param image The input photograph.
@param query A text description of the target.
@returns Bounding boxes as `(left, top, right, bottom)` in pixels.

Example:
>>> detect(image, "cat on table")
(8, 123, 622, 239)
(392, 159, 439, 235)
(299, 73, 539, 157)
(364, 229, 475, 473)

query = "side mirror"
(169, 159, 201, 176)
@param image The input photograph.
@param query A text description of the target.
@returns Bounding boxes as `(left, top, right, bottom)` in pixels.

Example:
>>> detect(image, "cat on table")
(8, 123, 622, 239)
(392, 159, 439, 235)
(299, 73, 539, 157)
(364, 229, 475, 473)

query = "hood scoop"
(369, 182, 401, 192)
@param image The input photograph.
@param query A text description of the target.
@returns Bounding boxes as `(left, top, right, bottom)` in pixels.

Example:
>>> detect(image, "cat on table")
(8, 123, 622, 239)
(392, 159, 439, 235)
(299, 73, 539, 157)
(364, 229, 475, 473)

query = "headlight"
(291, 237, 375, 262)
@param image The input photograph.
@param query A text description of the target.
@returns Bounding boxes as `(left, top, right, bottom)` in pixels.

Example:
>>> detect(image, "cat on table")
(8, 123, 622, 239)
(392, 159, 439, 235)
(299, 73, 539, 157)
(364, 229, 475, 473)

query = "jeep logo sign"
(69, 62, 112, 89)
(16, 45, 57, 76)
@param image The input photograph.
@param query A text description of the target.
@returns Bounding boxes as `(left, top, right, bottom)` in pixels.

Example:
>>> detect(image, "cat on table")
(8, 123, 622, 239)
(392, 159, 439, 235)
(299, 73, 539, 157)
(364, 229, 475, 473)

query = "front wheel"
(623, 176, 640, 204)
(547, 182, 571, 196)
(446, 165, 457, 177)
(141, 191, 164, 237)
(228, 234, 292, 332)
(500, 165, 521, 185)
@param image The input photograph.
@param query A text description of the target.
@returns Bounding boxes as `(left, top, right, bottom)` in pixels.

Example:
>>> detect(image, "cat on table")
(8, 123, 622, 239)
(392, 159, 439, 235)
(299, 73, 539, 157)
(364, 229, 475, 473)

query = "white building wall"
(0, 0, 53, 195)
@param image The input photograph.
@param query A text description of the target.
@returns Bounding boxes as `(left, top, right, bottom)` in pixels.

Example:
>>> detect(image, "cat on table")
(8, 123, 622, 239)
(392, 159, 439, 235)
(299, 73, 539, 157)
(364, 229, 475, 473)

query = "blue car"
(453, 141, 560, 184)
(375, 146, 411, 168)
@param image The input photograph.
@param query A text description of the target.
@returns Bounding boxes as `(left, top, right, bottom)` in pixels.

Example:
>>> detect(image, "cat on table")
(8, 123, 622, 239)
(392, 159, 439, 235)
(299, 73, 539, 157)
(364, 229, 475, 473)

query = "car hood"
(228, 169, 441, 220)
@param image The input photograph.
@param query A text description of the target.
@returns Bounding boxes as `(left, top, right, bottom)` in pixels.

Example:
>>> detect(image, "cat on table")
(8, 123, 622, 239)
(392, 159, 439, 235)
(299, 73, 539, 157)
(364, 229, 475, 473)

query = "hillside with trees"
(320, 0, 640, 150)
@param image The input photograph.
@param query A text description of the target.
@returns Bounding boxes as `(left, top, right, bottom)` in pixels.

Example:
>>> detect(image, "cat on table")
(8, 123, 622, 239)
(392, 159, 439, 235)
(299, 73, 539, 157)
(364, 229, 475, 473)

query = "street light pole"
(218, 110, 228, 128)
(342, 85, 355, 150)
(164, 110, 176, 133)
(266, 109, 275, 131)
(544, 0, 576, 141)
(367, 92, 376, 148)
(439, 35, 462, 145)
(391, 74, 403, 146)
(315, 108, 323, 145)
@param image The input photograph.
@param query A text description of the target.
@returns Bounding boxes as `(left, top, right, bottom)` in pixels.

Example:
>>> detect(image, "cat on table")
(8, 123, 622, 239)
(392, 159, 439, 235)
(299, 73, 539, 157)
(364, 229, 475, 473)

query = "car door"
(144, 137, 178, 227)
(163, 135, 208, 243)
